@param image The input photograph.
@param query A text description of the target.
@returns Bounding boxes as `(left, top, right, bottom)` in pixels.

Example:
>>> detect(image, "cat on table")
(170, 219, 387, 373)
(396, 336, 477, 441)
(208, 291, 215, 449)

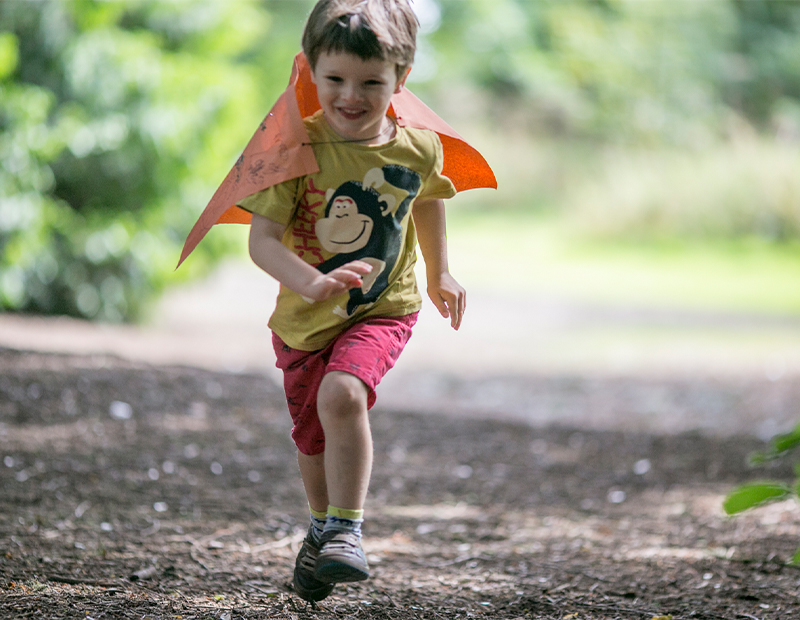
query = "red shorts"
(272, 313, 418, 456)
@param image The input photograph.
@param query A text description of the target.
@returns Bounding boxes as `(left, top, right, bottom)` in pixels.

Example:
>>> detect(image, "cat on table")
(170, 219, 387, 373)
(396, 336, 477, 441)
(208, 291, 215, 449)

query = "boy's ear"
(394, 67, 411, 94)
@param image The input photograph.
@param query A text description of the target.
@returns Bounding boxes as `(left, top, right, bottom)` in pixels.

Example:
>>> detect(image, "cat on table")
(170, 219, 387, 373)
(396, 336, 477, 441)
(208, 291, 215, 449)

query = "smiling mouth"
(331, 221, 368, 245)
(336, 107, 366, 120)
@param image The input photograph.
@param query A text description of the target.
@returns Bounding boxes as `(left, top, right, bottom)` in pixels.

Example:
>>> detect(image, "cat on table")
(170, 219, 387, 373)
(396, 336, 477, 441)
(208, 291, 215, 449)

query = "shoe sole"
(315, 559, 370, 584)
(292, 574, 334, 602)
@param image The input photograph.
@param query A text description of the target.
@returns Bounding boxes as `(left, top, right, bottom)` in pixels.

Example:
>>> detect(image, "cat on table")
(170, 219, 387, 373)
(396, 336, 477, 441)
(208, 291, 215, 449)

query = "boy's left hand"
(427, 272, 466, 330)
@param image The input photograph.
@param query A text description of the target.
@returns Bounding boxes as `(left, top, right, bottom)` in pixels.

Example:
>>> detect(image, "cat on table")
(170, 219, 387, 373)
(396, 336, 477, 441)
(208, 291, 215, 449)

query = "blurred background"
(2, 0, 800, 434)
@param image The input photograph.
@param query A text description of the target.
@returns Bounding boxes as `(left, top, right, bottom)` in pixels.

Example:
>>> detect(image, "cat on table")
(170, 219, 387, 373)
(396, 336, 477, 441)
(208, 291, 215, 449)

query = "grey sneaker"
(293, 529, 335, 602)
(314, 529, 370, 583)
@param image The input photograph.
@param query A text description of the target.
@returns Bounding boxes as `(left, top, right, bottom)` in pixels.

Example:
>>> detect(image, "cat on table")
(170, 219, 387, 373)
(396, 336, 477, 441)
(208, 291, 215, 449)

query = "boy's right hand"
(304, 260, 373, 302)
(249, 214, 373, 303)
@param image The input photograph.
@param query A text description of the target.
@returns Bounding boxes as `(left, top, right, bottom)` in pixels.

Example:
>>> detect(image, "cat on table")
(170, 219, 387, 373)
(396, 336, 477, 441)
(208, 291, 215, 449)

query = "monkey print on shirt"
(315, 164, 421, 317)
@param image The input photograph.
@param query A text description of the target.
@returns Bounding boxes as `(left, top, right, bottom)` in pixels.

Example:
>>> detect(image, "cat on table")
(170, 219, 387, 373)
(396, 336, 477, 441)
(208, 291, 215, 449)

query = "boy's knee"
(318, 371, 368, 418)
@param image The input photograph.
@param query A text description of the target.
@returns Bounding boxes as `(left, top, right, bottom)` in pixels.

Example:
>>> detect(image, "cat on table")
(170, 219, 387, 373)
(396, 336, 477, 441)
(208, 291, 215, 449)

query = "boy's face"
(311, 51, 407, 144)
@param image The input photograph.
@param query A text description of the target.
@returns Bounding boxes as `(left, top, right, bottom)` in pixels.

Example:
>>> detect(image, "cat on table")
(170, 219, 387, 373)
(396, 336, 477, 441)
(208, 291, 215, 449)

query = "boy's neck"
(323, 113, 396, 146)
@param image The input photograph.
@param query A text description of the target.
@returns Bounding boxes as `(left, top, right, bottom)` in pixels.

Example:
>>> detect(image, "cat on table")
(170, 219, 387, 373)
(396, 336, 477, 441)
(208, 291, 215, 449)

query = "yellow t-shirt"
(238, 111, 456, 351)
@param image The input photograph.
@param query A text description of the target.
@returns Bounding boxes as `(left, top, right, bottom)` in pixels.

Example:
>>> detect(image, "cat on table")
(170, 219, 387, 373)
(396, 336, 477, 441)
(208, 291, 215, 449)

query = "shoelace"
(320, 531, 363, 557)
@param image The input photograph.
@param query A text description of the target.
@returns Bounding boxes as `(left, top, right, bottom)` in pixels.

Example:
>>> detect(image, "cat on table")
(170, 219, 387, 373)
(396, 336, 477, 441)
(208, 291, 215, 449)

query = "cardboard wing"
(177, 53, 496, 268)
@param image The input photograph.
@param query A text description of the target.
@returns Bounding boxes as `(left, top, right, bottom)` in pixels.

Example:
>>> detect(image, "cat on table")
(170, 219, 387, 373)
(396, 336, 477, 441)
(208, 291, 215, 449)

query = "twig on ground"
(47, 575, 120, 588)
(249, 531, 305, 554)
(246, 582, 280, 596)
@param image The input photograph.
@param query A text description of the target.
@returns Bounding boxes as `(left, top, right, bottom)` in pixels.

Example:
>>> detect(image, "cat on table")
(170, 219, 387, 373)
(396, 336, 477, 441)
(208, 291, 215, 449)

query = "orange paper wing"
(177, 53, 495, 268)
(176, 57, 318, 268)
(389, 88, 497, 192)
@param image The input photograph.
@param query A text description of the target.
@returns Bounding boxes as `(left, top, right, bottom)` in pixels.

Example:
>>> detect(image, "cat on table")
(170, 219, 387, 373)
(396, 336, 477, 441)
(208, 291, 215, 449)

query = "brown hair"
(302, 0, 418, 79)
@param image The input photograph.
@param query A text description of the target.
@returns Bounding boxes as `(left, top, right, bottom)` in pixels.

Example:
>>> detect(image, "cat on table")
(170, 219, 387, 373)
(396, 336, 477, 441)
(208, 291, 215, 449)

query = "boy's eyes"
(323, 76, 386, 87)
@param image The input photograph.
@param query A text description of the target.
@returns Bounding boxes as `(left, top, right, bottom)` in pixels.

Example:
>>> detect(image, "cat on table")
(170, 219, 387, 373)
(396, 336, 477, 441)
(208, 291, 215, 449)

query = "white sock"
(309, 507, 327, 543)
(324, 506, 364, 539)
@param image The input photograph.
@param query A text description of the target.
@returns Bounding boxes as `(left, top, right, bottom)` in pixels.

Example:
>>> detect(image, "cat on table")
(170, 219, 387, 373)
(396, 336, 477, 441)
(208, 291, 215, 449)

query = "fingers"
(342, 260, 373, 274)
(328, 271, 362, 289)
(328, 260, 372, 288)
(431, 294, 450, 320)
(446, 288, 466, 330)
(315, 260, 373, 297)
(432, 287, 466, 330)
(456, 289, 466, 329)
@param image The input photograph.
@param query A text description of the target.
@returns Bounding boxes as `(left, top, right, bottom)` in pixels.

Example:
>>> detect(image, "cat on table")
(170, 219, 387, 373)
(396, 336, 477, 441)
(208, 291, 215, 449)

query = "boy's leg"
(294, 453, 335, 602)
(314, 370, 372, 583)
(275, 315, 418, 586)
(297, 452, 328, 514)
(273, 335, 336, 601)
(314, 312, 417, 519)
(316, 371, 372, 511)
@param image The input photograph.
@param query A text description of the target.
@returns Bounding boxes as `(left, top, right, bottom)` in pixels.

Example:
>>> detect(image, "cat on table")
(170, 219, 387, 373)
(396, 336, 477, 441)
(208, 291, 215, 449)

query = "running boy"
(240, 0, 465, 602)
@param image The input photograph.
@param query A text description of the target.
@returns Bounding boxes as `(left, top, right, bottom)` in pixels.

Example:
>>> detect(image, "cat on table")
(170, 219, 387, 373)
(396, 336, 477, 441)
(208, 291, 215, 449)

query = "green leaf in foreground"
(773, 424, 800, 454)
(750, 424, 800, 465)
(723, 482, 792, 515)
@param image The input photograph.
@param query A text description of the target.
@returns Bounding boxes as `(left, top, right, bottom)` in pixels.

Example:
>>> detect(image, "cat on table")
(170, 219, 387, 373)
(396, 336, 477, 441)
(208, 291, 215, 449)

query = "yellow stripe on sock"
(327, 505, 364, 520)
(309, 505, 328, 520)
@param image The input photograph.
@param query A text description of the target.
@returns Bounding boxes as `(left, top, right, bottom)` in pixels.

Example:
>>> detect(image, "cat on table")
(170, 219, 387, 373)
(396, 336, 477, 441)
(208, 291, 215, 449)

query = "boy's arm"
(412, 198, 466, 330)
(248, 212, 372, 301)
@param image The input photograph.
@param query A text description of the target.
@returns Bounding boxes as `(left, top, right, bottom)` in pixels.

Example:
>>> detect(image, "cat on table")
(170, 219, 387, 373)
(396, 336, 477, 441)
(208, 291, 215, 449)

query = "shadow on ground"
(2, 346, 800, 619)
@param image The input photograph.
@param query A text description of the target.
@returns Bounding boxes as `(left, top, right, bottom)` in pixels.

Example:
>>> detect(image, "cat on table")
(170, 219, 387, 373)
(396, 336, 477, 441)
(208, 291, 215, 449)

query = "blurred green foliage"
(3, 0, 800, 322)
(0, 0, 311, 321)
(429, 0, 800, 245)
(431, 0, 800, 144)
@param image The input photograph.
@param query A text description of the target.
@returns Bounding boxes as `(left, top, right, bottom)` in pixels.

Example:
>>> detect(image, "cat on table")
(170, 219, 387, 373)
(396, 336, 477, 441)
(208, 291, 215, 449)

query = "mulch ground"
(1, 346, 800, 619)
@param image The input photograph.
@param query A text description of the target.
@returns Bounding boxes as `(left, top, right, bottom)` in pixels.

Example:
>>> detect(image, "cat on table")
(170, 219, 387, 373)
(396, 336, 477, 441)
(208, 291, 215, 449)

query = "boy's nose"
(340, 83, 362, 102)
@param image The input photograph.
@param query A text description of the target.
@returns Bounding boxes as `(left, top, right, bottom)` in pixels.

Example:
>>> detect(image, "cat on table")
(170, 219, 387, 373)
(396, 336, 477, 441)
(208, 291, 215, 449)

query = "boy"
(240, 0, 466, 602)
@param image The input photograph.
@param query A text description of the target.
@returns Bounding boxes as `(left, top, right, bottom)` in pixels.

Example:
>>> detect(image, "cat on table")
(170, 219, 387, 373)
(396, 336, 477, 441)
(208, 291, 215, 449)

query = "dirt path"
(3, 261, 800, 617)
(2, 345, 800, 619)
